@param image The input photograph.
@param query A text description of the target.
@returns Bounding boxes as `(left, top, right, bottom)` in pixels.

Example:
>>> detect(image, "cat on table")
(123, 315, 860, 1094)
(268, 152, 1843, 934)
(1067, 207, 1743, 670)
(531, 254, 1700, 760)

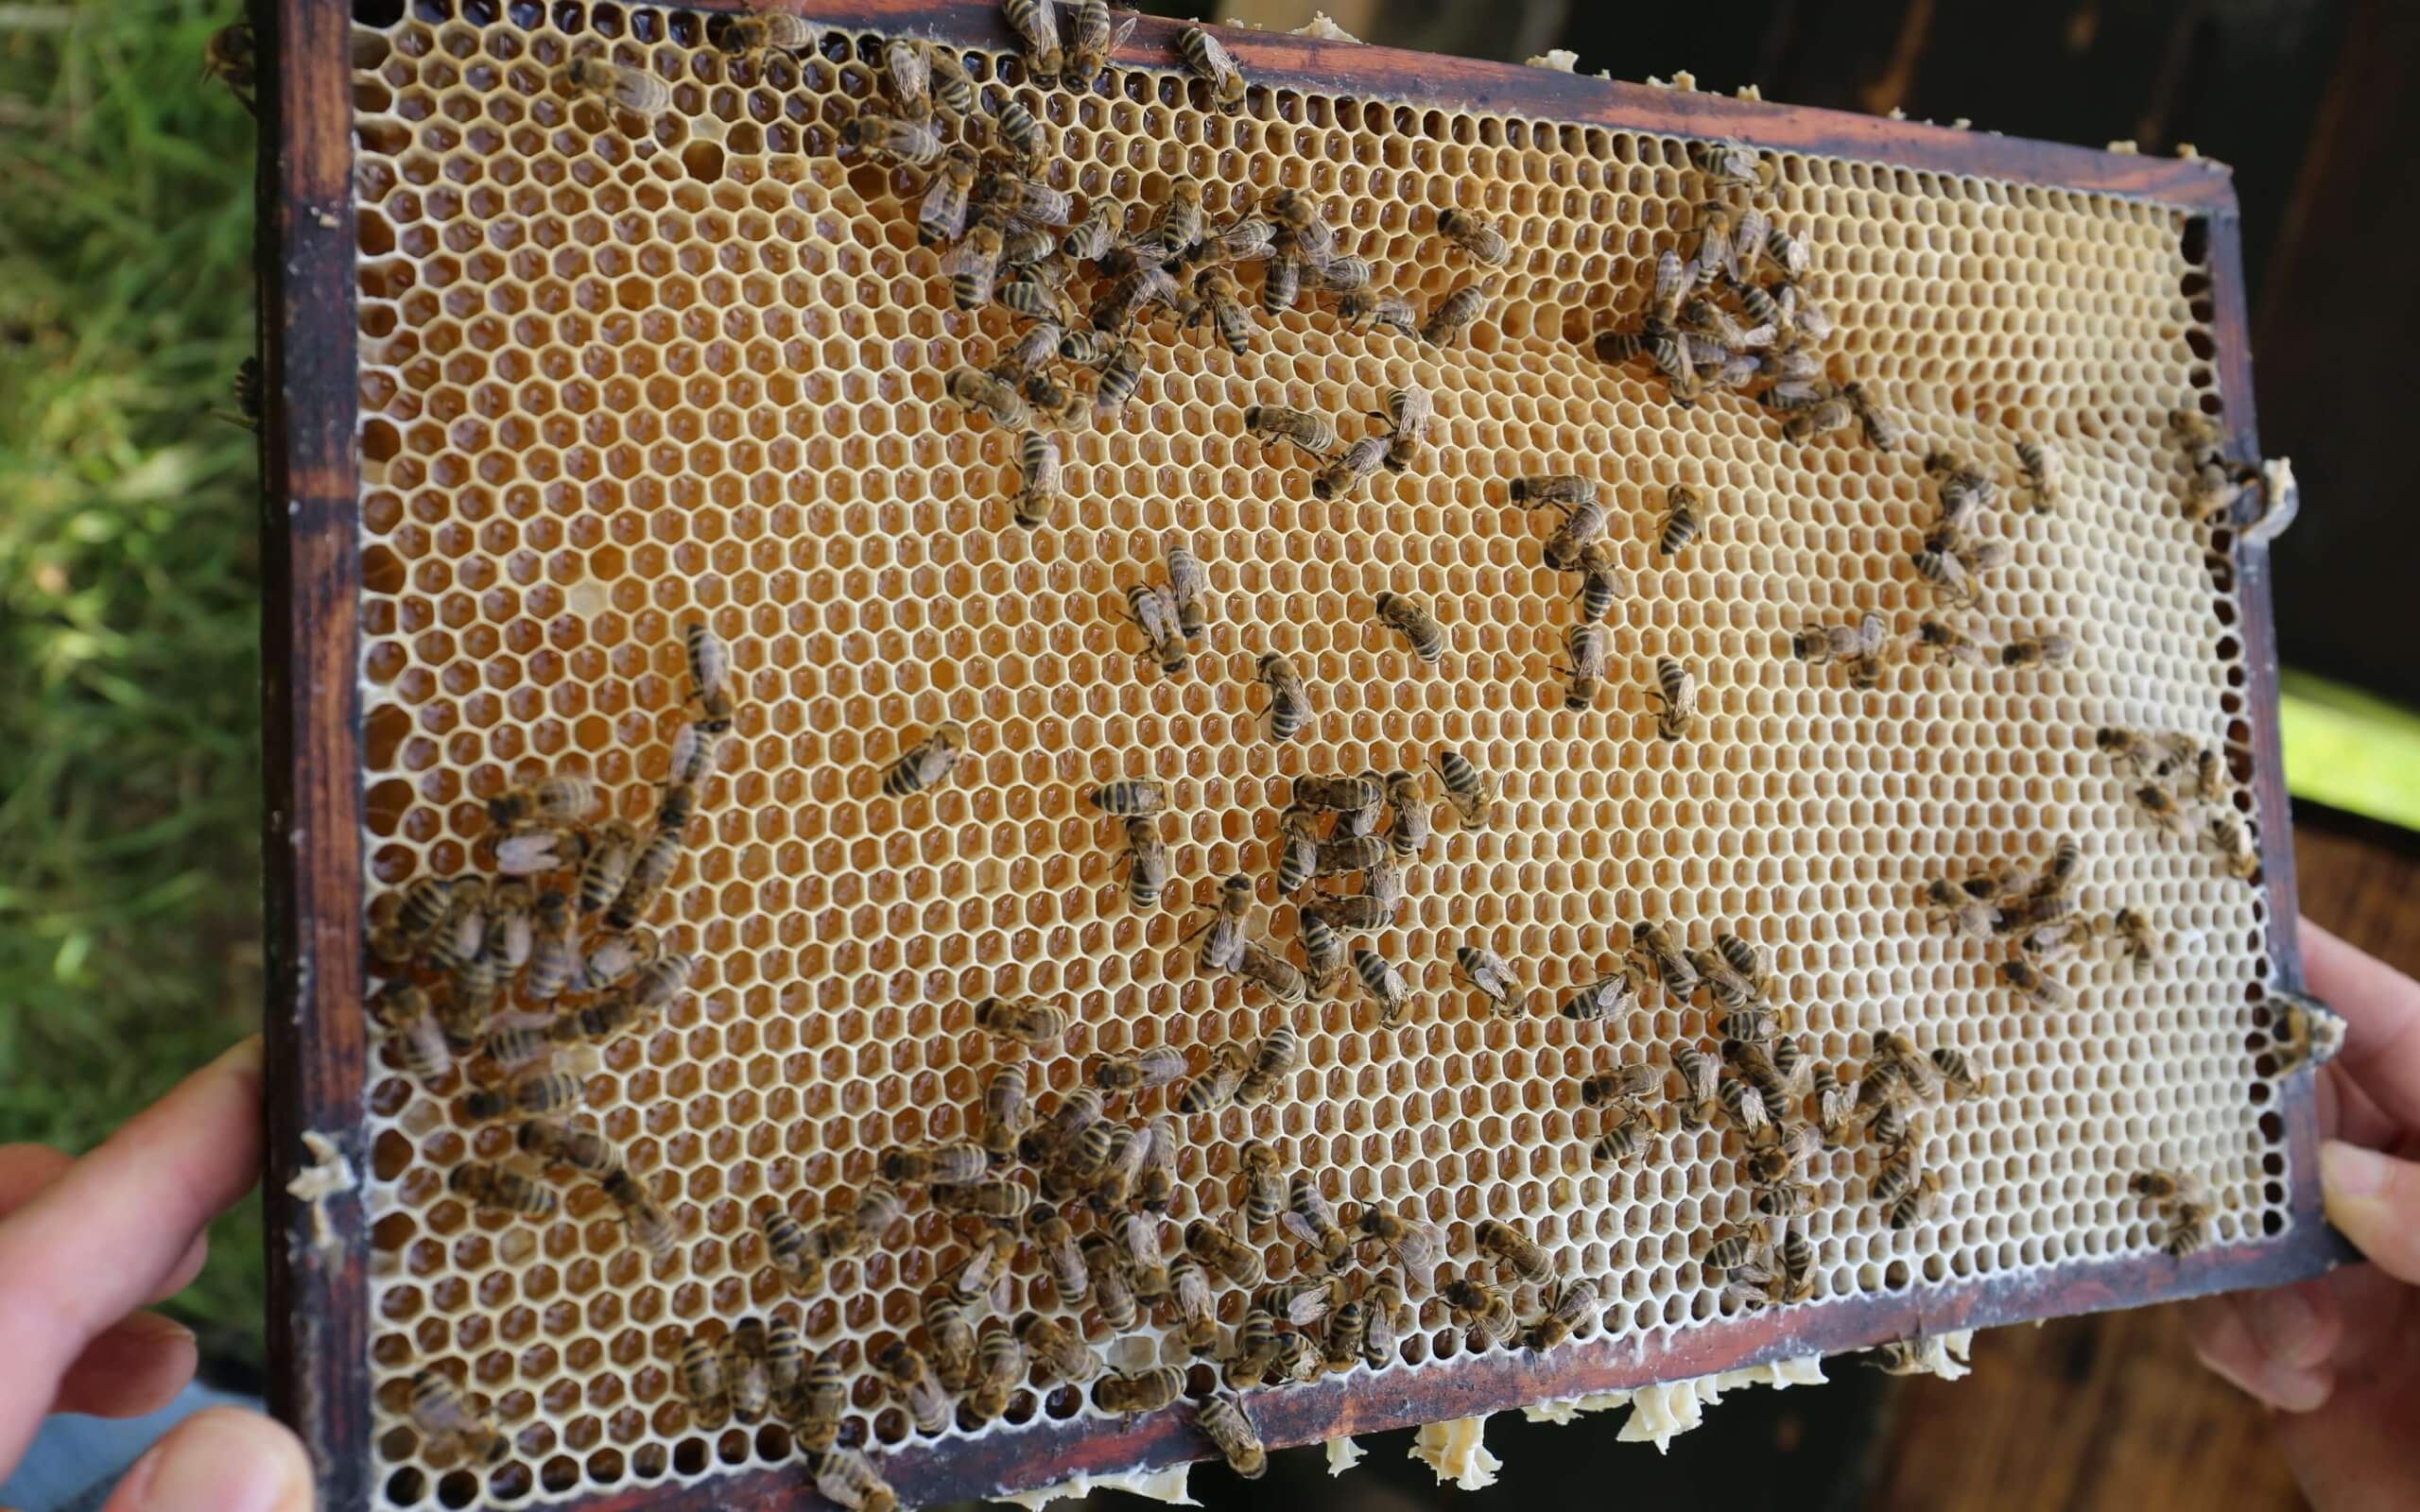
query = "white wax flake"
(1887, 106, 1907, 120)
(1951, 117, 1973, 129)
(991, 1464, 1198, 1511)
(2178, 142, 2201, 157)
(2107, 139, 2140, 154)
(1324, 1435, 1366, 1476)
(1617, 1381, 1707, 1452)
(1736, 83, 1764, 100)
(287, 1130, 356, 1256)
(1523, 1389, 1632, 1425)
(1525, 49, 1580, 72)
(1410, 1417, 1502, 1490)
(2244, 456, 2300, 547)
(1289, 13, 1362, 42)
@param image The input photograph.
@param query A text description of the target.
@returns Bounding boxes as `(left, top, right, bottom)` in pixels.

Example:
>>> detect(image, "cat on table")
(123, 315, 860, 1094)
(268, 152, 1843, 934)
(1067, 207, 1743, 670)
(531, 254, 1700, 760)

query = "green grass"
(0, 0, 266, 1373)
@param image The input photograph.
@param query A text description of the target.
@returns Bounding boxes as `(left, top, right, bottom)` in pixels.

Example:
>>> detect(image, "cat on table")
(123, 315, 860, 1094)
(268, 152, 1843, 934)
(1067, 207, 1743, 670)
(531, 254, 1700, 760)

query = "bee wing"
(1277, 1211, 1323, 1250)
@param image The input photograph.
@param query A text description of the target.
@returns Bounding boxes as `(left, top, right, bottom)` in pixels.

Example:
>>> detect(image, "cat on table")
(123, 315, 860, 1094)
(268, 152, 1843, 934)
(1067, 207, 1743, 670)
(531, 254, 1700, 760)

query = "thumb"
(101, 1406, 312, 1512)
(2321, 1140, 2420, 1284)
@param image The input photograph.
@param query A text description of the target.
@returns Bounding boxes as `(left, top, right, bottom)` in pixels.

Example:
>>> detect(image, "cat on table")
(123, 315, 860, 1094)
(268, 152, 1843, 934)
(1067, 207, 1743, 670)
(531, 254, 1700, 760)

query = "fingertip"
(53, 1312, 199, 1418)
(2187, 1290, 2336, 1415)
(106, 1405, 312, 1512)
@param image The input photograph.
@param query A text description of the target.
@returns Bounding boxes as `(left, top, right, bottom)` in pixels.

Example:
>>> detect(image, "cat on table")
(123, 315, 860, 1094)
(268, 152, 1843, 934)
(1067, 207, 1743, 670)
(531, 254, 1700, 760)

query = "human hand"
(0, 1036, 311, 1511)
(2188, 919, 2420, 1511)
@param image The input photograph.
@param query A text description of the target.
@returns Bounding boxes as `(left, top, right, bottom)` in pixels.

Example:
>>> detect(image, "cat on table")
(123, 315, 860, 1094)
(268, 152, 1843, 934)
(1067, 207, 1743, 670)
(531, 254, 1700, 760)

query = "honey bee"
(1907, 615, 1989, 671)
(1097, 1365, 1185, 1417)
(856, 1339, 946, 1438)
(954, 1069, 1024, 1167)
(989, 90, 1046, 165)
(1080, 1045, 1177, 1100)
(1220, 1142, 1278, 1234)
(934, 1174, 1037, 1227)
(1525, 1276, 1599, 1350)
(946, 364, 1029, 430)
(1230, 653, 1312, 748)
(199, 19, 256, 112)
(1002, 0, 1063, 84)
(1194, 1393, 1268, 1479)
(1261, 244, 1304, 315)
(1421, 277, 1494, 346)
(1442, 1277, 1517, 1347)
(1441, 943, 1522, 1018)
(1234, 1026, 1302, 1108)
(1064, 200, 1117, 262)
(2087, 904, 2158, 974)
(1548, 622, 1610, 713)
(1308, 832, 1387, 883)
(1267, 1331, 1323, 1383)
(1435, 207, 1511, 266)
(1275, 1175, 1349, 1266)
(1313, 435, 1389, 501)
(447, 1160, 559, 1220)
(1090, 340, 1146, 415)
(1115, 583, 1189, 677)
(1654, 484, 1704, 558)
(677, 1331, 730, 1427)
(1886, 1170, 1945, 1231)
(1472, 1217, 1551, 1283)
(2130, 782, 2189, 837)
(1592, 1105, 1655, 1168)
(566, 46, 672, 116)
(1999, 632, 2076, 670)
(1547, 962, 1632, 1023)
(841, 110, 943, 166)
(1236, 936, 1311, 1004)
(1341, 945, 1412, 1024)
(1834, 381, 1903, 452)
(753, 1194, 822, 1292)
(1700, 1220, 1772, 1277)
(2270, 988, 2347, 1075)
(814, 1449, 900, 1512)
(1626, 921, 1697, 1001)
(1075, 1236, 1138, 1335)
(1175, 24, 1248, 112)
(1090, 259, 1179, 334)
(408, 1368, 509, 1464)
(995, 429, 1063, 530)
(1176, 1042, 1250, 1114)
(2161, 1200, 2212, 1259)
(2206, 812, 2258, 880)
(1354, 1205, 1440, 1279)
(940, 1233, 1015, 1309)
(721, 1320, 772, 1426)
(1184, 1217, 1265, 1287)
(1373, 590, 1445, 665)
(1781, 393, 1854, 441)
(486, 772, 596, 834)
(1088, 779, 1169, 817)
(508, 1116, 617, 1177)
(2091, 726, 2159, 774)
(1666, 1042, 1720, 1130)
(1241, 404, 1336, 460)
(1148, 1255, 1209, 1350)
(1013, 1312, 1102, 1386)
(973, 991, 1069, 1050)
(903, 1293, 976, 1402)
(1184, 265, 1252, 357)
(873, 1139, 984, 1186)
(1998, 957, 2071, 1008)
(1339, 289, 1423, 336)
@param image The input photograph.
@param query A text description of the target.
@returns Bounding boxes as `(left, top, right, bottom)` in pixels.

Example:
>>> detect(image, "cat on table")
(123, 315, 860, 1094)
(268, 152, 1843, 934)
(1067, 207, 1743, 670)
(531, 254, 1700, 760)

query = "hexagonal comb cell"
(346, 7, 2282, 1508)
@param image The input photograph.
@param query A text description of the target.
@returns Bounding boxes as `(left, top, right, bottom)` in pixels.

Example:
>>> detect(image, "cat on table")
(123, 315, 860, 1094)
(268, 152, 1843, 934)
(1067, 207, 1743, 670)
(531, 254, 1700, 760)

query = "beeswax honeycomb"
(346, 6, 2282, 1506)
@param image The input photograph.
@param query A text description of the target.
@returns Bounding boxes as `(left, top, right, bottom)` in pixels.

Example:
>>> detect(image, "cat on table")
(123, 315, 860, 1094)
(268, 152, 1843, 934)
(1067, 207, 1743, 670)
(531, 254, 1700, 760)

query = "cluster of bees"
(301, 6, 2305, 1504)
(2099, 725, 2259, 880)
(372, 628, 741, 1478)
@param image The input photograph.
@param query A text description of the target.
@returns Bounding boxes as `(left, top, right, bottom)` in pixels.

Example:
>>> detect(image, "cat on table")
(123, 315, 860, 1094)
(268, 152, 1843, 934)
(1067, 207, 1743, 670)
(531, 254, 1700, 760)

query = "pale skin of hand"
(0, 1037, 311, 1512)
(2188, 919, 2420, 1512)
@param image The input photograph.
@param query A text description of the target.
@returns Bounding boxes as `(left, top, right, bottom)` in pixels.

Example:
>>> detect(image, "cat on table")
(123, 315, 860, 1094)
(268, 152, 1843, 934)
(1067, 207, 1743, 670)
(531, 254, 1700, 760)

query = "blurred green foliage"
(0, 0, 265, 1372)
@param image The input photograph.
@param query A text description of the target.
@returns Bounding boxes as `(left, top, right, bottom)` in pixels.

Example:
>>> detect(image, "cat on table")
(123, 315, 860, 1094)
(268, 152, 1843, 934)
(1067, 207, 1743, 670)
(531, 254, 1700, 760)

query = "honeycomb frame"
(254, 3, 2339, 1509)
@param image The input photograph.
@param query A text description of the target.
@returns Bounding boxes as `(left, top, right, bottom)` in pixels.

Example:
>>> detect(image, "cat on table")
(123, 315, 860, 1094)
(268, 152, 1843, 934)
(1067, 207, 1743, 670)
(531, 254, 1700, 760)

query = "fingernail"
(2243, 1287, 2317, 1366)
(2322, 1139, 2391, 1200)
(128, 1416, 288, 1512)
(212, 1035, 265, 1079)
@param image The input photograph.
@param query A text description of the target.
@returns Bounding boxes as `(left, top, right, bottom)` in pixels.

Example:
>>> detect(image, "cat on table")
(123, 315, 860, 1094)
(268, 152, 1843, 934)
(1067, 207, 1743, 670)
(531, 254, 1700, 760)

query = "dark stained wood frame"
(256, 3, 2341, 1507)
